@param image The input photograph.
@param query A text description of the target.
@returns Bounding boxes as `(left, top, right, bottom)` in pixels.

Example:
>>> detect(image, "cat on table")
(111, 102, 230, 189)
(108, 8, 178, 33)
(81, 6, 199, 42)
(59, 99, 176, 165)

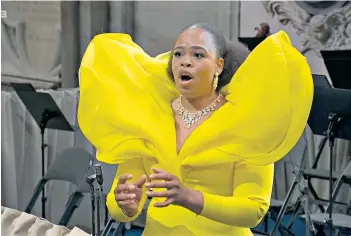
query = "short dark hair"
(167, 23, 251, 91)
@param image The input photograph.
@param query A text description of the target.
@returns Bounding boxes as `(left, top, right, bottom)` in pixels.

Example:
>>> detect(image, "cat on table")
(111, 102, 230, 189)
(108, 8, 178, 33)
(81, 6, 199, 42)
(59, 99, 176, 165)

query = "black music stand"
(312, 74, 331, 88)
(11, 82, 36, 92)
(238, 36, 266, 51)
(270, 86, 351, 236)
(321, 50, 351, 90)
(307, 87, 351, 236)
(11, 83, 74, 219)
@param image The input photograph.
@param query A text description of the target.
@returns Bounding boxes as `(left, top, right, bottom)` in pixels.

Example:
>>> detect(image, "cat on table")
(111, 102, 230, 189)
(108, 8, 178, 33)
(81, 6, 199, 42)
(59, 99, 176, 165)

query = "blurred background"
(1, 1, 351, 236)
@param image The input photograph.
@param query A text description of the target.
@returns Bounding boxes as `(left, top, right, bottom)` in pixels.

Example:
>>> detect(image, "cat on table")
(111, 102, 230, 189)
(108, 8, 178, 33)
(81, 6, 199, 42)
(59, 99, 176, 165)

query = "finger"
(149, 172, 174, 181)
(133, 175, 147, 188)
(153, 198, 174, 208)
(115, 193, 136, 202)
(146, 189, 175, 198)
(117, 200, 136, 207)
(152, 168, 165, 174)
(145, 181, 176, 189)
(115, 184, 135, 194)
(118, 174, 133, 185)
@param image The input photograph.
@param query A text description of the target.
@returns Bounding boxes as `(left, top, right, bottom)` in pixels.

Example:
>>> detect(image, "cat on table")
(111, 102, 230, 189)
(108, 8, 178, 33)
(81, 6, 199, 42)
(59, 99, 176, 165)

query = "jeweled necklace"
(176, 93, 223, 128)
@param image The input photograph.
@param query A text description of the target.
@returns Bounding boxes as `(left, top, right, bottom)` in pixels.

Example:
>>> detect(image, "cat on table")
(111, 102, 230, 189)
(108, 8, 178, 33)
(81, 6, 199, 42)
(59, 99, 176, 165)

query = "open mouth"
(180, 75, 193, 82)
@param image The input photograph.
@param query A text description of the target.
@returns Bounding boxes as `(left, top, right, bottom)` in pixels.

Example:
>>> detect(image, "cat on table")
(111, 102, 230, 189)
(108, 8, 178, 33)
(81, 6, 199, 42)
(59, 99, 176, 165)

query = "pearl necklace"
(176, 93, 223, 128)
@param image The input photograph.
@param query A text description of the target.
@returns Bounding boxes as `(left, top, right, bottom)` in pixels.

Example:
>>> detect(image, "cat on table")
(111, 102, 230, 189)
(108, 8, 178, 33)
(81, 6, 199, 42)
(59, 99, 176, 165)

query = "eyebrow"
(174, 45, 209, 52)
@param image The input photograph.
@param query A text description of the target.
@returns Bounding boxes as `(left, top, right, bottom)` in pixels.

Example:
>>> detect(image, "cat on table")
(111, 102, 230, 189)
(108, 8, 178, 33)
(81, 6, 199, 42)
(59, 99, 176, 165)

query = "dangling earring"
(213, 72, 219, 90)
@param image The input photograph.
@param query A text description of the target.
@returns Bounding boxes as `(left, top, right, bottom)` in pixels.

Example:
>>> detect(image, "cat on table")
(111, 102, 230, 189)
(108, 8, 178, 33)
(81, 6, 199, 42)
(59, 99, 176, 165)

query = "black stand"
(94, 163, 104, 236)
(91, 186, 96, 236)
(270, 86, 351, 236)
(326, 113, 341, 236)
(306, 87, 351, 236)
(105, 205, 108, 226)
(11, 83, 73, 219)
(96, 193, 101, 236)
(270, 74, 332, 236)
(86, 164, 105, 236)
(269, 140, 316, 236)
(238, 36, 266, 51)
(312, 74, 332, 88)
(86, 174, 97, 236)
(321, 50, 351, 90)
(10, 82, 36, 92)
(95, 183, 102, 236)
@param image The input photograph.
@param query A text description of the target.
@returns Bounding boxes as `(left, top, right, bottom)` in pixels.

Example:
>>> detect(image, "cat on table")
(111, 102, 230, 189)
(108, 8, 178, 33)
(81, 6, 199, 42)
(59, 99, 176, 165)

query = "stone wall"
(1, 1, 62, 88)
(2, 1, 241, 89)
(128, 1, 240, 56)
(240, 1, 351, 79)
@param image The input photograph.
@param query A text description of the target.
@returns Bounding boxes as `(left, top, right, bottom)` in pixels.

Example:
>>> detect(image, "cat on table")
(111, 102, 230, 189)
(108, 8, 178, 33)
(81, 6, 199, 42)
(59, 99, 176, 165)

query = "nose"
(181, 58, 193, 68)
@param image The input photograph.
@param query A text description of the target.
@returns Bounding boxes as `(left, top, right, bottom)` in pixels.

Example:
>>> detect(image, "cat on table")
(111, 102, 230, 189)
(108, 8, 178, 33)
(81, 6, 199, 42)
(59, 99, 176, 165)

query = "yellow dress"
(77, 31, 313, 236)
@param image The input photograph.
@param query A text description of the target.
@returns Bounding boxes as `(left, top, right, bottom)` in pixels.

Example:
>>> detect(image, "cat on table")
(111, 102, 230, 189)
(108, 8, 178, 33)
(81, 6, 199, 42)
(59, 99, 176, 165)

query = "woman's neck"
(181, 92, 220, 112)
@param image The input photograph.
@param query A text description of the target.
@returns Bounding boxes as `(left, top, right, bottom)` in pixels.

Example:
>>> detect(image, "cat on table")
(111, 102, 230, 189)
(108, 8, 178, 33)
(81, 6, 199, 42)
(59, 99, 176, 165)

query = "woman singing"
(78, 23, 313, 236)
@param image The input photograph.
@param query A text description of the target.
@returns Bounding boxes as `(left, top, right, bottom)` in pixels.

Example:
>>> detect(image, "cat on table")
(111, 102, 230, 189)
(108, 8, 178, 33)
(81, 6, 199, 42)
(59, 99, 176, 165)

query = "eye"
(193, 52, 204, 58)
(173, 51, 183, 57)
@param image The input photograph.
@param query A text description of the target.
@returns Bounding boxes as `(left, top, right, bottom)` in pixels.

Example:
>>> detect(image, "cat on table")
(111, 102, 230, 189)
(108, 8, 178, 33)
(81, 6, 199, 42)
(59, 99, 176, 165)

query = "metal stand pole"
(86, 174, 97, 236)
(96, 187, 101, 236)
(90, 185, 96, 236)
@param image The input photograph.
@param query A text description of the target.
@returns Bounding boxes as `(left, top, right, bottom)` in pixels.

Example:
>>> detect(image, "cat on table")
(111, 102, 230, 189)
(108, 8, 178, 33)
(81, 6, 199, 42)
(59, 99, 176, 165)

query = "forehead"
(174, 27, 215, 51)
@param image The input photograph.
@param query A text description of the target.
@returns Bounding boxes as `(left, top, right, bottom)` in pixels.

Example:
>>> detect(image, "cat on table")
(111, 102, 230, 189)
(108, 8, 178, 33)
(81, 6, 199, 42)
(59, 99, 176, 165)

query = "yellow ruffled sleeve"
(215, 30, 314, 166)
(77, 33, 178, 164)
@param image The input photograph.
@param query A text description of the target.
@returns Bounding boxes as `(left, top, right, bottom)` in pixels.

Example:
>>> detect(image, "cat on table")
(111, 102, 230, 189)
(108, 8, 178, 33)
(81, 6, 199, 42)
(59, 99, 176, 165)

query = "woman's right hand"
(114, 174, 147, 217)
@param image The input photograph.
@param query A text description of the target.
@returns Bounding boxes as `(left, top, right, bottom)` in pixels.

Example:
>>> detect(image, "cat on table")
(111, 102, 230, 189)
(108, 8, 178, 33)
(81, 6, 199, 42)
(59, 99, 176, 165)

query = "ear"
(216, 58, 224, 75)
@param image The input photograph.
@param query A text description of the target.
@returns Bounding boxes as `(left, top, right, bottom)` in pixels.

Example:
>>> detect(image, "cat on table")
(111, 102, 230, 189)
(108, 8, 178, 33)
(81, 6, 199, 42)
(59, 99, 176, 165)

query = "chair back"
(44, 148, 93, 192)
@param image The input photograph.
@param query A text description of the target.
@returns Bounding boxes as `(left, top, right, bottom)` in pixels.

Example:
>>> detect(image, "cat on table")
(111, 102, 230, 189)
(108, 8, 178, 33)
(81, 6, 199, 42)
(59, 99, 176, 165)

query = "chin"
(179, 90, 198, 99)
(176, 84, 200, 98)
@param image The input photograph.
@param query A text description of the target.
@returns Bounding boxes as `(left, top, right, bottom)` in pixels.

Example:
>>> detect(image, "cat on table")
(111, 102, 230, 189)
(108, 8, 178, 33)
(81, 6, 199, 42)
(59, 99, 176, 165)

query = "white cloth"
(1, 206, 90, 236)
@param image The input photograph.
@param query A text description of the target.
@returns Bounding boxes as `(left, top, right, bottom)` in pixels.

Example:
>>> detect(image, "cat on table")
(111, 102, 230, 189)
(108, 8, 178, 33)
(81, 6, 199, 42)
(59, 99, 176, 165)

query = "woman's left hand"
(145, 168, 190, 207)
